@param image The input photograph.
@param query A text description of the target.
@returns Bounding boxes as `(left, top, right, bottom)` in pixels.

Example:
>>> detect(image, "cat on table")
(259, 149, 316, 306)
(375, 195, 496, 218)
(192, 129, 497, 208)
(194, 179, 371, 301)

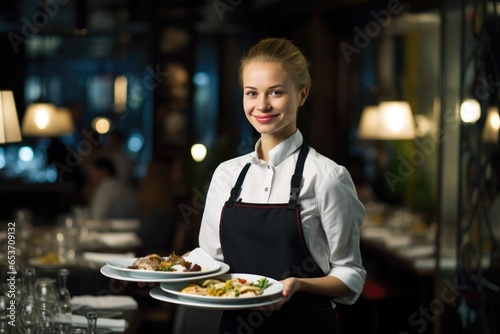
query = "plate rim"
(100, 262, 230, 283)
(149, 286, 283, 310)
(106, 256, 221, 277)
(160, 273, 283, 302)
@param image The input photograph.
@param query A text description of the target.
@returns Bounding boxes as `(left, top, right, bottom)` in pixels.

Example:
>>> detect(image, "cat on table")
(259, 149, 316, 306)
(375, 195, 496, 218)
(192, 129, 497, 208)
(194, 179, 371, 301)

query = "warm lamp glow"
(22, 102, 59, 136)
(0, 91, 22, 144)
(191, 143, 207, 162)
(357, 105, 380, 139)
(92, 117, 111, 134)
(22, 103, 75, 137)
(460, 98, 481, 123)
(54, 107, 75, 135)
(482, 106, 500, 144)
(378, 101, 416, 140)
(114, 75, 127, 113)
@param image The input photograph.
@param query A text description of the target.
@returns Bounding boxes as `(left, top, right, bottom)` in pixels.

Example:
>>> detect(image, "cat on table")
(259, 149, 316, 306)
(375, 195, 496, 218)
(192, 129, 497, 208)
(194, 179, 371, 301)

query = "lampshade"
(54, 107, 75, 135)
(378, 101, 416, 140)
(21, 102, 59, 136)
(482, 106, 499, 144)
(0, 90, 22, 144)
(357, 105, 381, 139)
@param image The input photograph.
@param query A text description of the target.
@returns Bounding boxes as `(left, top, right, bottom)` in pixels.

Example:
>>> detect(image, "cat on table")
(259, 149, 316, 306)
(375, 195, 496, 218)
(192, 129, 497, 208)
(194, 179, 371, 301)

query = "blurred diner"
(85, 156, 138, 221)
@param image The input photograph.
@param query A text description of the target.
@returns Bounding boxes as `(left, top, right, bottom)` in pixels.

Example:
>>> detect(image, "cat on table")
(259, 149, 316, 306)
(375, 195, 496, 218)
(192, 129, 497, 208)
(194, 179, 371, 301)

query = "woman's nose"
(256, 97, 271, 111)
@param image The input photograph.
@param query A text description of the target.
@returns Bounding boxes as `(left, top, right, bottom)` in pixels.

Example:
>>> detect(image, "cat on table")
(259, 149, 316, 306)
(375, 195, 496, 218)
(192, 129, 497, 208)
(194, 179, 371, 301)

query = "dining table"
(0, 217, 145, 333)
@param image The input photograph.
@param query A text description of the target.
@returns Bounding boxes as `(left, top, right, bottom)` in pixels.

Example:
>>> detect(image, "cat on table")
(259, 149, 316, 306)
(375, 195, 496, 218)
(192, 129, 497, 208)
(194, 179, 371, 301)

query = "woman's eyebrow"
(243, 84, 286, 90)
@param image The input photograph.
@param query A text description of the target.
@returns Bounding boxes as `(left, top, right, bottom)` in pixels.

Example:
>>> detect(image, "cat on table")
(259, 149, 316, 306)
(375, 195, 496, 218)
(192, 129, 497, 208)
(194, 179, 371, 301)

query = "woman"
(197, 37, 366, 333)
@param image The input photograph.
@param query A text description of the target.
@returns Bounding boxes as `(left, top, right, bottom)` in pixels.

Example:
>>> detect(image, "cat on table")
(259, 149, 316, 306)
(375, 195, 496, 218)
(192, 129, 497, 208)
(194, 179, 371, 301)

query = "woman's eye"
(270, 90, 283, 96)
(246, 91, 257, 97)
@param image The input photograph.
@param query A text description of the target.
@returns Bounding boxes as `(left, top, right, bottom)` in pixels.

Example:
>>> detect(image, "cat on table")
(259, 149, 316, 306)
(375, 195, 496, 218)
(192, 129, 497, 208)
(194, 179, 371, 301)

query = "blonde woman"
(197, 38, 366, 333)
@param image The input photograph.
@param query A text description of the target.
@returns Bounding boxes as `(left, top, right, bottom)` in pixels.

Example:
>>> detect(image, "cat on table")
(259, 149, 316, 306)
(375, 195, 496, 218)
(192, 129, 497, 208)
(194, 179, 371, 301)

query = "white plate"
(150, 286, 283, 310)
(100, 262, 230, 283)
(160, 273, 283, 303)
(107, 256, 221, 278)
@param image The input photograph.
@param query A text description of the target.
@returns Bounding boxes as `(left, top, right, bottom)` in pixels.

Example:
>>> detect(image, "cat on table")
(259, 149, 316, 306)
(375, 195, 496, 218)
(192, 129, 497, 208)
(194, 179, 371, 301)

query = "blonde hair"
(238, 38, 311, 89)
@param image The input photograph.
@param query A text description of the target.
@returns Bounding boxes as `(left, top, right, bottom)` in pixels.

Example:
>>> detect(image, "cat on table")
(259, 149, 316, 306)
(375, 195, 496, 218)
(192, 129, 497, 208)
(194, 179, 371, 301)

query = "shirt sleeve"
(318, 166, 366, 305)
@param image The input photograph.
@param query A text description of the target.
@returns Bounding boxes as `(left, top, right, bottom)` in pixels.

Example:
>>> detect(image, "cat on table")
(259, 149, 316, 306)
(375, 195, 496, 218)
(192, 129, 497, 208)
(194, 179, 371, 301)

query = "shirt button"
(265, 187, 269, 192)
(267, 165, 270, 169)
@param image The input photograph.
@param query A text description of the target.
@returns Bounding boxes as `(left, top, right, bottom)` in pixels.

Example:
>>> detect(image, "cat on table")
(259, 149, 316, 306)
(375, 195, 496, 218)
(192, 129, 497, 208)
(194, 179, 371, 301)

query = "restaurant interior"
(0, 0, 499, 333)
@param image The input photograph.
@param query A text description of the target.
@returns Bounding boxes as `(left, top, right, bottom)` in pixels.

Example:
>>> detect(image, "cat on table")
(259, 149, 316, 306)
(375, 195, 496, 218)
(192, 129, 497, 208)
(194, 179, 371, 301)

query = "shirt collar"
(250, 130, 303, 166)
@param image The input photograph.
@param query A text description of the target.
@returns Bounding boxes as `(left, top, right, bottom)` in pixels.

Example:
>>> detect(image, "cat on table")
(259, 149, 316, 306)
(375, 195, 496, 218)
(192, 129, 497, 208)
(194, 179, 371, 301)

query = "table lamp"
(22, 102, 75, 137)
(377, 101, 416, 140)
(358, 101, 416, 140)
(0, 90, 22, 144)
(358, 105, 381, 139)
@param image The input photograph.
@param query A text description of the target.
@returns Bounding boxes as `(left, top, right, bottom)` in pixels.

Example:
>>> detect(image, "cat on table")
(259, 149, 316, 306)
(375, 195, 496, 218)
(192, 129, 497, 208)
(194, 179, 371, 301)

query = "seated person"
(87, 157, 138, 220)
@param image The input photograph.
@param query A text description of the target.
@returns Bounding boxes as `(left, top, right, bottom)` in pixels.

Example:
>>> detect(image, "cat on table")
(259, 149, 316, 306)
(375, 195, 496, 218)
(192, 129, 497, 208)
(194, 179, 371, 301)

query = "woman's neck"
(257, 129, 297, 161)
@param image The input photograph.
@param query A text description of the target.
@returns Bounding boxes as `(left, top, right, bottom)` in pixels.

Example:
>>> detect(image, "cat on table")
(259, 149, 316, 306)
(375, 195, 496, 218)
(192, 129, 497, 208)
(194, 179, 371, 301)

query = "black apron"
(218, 142, 339, 334)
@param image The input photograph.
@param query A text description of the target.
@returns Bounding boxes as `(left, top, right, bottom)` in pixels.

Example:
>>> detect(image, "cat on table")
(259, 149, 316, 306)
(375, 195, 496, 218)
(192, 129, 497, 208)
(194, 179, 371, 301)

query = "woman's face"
(242, 61, 308, 139)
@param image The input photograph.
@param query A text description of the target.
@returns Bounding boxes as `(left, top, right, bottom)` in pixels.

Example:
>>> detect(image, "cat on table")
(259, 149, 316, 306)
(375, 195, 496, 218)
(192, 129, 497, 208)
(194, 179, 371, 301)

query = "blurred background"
(0, 0, 499, 333)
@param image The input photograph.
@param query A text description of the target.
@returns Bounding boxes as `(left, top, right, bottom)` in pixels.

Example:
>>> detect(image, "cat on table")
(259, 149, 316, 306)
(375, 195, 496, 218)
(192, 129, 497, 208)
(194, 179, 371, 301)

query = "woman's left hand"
(250, 277, 300, 311)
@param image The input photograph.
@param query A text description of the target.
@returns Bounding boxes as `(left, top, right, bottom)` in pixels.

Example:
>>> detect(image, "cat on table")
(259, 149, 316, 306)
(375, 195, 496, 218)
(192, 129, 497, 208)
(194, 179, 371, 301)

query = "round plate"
(100, 262, 230, 283)
(160, 273, 283, 303)
(150, 286, 283, 310)
(107, 256, 221, 278)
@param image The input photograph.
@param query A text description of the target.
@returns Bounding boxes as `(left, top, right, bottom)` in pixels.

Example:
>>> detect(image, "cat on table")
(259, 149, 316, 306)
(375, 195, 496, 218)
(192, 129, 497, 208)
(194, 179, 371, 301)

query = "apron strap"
(288, 142, 309, 209)
(226, 162, 251, 206)
(226, 142, 309, 208)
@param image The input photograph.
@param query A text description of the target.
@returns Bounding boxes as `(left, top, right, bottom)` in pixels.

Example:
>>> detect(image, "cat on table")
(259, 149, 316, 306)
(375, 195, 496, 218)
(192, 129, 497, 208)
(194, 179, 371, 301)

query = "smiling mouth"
(254, 115, 278, 123)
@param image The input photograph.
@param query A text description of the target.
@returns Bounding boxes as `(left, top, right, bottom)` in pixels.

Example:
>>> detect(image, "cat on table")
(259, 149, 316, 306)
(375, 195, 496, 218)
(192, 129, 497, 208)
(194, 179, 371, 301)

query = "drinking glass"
(34, 278, 57, 331)
(53, 302, 72, 333)
(18, 303, 40, 334)
(0, 296, 9, 326)
(34, 278, 57, 306)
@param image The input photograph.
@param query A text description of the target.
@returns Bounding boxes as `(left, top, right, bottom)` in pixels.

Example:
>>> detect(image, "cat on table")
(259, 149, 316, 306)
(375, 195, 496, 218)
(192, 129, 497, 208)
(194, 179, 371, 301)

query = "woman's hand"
(251, 277, 300, 311)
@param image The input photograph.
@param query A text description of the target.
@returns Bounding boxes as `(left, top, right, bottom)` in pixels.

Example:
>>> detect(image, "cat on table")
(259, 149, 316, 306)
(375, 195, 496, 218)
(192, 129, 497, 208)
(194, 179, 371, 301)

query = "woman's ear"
(299, 86, 310, 106)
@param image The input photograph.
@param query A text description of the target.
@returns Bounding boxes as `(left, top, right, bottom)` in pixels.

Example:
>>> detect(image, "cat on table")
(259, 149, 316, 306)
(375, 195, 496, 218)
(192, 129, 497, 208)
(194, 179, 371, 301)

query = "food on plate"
(181, 277, 270, 297)
(128, 252, 202, 272)
(35, 251, 61, 265)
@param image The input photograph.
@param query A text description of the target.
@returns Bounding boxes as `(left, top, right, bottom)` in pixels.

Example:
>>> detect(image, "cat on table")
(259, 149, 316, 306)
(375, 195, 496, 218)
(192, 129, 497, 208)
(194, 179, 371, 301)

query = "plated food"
(159, 273, 284, 303)
(100, 261, 230, 283)
(150, 286, 284, 310)
(181, 277, 269, 298)
(128, 253, 201, 272)
(106, 253, 222, 278)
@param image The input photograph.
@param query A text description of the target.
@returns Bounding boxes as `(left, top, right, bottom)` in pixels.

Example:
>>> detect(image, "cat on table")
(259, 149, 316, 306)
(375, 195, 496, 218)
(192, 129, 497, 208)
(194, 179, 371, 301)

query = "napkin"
(71, 295, 138, 310)
(384, 235, 412, 248)
(83, 252, 136, 266)
(396, 245, 435, 259)
(108, 219, 140, 231)
(189, 247, 223, 262)
(70, 314, 127, 331)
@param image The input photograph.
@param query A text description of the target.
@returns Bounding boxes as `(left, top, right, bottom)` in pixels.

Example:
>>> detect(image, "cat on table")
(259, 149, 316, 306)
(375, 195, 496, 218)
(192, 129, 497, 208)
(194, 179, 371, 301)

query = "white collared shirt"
(198, 130, 366, 305)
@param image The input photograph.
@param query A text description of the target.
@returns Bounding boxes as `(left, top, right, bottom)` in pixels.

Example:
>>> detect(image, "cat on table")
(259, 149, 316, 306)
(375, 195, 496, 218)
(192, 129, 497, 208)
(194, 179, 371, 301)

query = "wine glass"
(34, 278, 57, 331)
(34, 278, 57, 306)
(18, 303, 40, 334)
(0, 263, 10, 298)
(53, 301, 72, 333)
(0, 296, 9, 326)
